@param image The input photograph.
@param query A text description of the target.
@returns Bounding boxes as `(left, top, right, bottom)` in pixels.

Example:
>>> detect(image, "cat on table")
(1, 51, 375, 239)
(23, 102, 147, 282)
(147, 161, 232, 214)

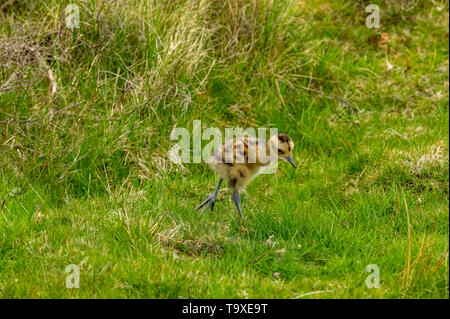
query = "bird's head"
(268, 133, 296, 169)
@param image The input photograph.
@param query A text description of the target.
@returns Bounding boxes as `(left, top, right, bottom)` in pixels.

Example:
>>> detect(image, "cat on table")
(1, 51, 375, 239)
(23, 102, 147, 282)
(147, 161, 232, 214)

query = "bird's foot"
(196, 194, 217, 214)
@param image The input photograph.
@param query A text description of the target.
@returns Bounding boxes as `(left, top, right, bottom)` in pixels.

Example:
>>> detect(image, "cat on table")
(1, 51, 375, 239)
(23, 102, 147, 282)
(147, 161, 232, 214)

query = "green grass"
(0, 0, 448, 298)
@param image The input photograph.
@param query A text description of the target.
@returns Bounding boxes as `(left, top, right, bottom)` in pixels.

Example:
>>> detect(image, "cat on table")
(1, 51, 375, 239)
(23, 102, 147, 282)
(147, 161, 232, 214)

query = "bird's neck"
(256, 141, 276, 167)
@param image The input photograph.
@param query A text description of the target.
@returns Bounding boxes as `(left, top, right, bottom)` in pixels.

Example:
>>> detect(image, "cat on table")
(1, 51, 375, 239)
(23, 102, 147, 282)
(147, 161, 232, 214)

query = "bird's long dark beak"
(286, 156, 296, 169)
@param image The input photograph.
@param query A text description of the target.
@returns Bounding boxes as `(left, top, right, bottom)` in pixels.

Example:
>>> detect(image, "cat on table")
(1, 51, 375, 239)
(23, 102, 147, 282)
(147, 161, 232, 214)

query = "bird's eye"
(278, 149, 283, 154)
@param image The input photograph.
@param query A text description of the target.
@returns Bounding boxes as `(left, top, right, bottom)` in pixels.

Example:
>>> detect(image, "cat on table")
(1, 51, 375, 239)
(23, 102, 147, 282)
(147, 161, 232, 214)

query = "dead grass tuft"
(159, 233, 223, 257)
(400, 141, 449, 175)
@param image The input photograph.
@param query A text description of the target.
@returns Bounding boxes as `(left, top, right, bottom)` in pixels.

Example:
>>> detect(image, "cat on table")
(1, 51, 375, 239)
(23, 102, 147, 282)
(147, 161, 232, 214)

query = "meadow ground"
(0, 0, 448, 298)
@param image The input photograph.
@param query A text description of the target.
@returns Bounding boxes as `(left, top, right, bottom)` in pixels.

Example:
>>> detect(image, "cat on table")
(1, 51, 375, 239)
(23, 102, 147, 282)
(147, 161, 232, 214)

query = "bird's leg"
(232, 189, 244, 220)
(209, 178, 223, 212)
(196, 178, 223, 213)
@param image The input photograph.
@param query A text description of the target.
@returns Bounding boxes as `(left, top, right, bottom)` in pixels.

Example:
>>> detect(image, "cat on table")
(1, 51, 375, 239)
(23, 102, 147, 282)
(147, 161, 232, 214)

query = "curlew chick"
(196, 133, 296, 219)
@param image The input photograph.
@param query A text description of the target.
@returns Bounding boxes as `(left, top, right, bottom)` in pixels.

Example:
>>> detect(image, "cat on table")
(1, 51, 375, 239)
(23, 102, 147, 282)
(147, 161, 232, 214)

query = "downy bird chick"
(196, 133, 296, 219)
